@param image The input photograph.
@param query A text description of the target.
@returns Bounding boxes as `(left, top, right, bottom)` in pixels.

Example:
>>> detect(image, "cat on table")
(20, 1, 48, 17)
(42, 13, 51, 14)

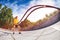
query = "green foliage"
(0, 4, 13, 28)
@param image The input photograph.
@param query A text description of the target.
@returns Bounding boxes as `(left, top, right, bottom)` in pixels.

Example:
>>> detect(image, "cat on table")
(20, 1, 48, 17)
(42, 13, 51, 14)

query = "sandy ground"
(0, 21, 60, 40)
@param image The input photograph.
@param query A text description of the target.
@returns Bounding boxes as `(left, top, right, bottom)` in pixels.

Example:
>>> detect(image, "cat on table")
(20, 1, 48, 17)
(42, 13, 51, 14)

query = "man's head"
(15, 16, 18, 19)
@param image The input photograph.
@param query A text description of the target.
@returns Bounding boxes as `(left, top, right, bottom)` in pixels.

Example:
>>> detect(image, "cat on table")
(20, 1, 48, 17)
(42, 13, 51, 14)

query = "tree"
(0, 4, 2, 9)
(0, 4, 13, 29)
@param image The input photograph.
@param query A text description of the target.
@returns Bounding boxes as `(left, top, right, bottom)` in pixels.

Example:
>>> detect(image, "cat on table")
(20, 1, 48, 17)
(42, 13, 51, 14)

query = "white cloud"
(19, 0, 55, 21)
(5, 0, 56, 21)
(27, 8, 58, 22)
(54, 0, 60, 8)
(28, 0, 55, 8)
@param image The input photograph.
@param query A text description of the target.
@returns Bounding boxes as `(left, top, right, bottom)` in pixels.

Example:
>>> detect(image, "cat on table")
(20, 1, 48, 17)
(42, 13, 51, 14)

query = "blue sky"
(0, 0, 60, 20)
(0, 0, 31, 5)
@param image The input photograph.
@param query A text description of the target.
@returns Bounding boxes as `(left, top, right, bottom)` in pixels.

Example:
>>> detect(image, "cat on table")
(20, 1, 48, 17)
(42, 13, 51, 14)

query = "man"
(14, 16, 19, 27)
(12, 16, 21, 34)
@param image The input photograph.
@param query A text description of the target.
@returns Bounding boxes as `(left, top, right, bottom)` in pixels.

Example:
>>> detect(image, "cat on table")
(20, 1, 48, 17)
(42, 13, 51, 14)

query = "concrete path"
(0, 21, 60, 40)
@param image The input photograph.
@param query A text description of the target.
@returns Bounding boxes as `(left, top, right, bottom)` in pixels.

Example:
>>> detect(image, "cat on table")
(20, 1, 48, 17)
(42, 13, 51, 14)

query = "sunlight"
(27, 8, 58, 22)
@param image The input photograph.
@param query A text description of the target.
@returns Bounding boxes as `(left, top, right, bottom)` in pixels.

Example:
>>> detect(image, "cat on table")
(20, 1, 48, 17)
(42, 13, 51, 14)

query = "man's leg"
(18, 25, 21, 34)
(12, 25, 16, 34)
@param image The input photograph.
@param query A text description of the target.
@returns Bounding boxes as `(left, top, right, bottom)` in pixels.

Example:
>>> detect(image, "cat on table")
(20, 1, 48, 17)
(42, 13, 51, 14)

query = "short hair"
(15, 16, 18, 18)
